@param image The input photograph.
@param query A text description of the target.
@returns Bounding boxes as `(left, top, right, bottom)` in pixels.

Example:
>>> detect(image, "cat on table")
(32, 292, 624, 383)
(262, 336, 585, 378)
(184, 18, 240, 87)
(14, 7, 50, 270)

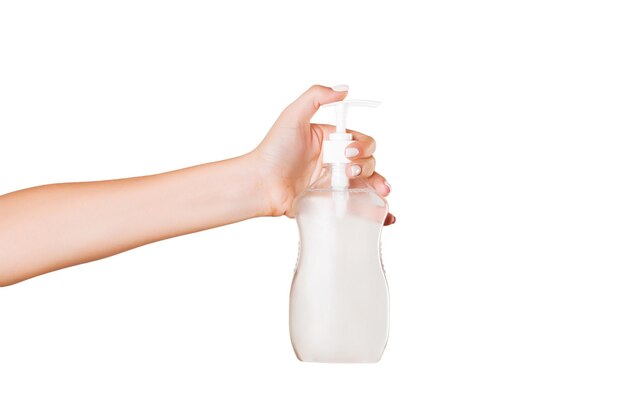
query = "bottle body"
(289, 171, 389, 363)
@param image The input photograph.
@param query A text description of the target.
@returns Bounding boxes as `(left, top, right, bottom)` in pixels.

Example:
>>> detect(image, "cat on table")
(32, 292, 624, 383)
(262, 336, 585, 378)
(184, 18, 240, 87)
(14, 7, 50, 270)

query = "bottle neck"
(328, 163, 348, 189)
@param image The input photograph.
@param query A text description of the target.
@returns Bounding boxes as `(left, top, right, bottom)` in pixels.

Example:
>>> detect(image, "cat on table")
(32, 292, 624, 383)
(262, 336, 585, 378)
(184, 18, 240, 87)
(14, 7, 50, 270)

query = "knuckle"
(370, 139, 377, 153)
(308, 84, 324, 93)
(365, 157, 376, 175)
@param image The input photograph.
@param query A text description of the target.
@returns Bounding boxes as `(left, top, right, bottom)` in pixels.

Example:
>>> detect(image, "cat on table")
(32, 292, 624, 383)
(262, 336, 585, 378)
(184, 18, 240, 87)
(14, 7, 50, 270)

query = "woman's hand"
(251, 85, 395, 225)
(0, 84, 394, 286)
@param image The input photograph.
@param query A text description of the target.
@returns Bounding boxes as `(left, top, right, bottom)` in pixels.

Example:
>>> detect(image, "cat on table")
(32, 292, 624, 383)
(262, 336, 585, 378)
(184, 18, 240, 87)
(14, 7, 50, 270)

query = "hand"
(0, 84, 395, 286)
(251, 85, 396, 225)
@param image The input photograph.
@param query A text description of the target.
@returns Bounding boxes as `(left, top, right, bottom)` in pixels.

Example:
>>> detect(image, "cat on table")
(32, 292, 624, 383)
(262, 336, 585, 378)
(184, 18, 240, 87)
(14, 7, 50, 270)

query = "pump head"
(324, 99, 381, 136)
(320, 100, 381, 188)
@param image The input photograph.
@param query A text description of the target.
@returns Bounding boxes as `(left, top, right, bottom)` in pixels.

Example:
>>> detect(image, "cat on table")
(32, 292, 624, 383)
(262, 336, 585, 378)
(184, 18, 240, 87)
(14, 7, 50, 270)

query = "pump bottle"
(289, 99, 389, 363)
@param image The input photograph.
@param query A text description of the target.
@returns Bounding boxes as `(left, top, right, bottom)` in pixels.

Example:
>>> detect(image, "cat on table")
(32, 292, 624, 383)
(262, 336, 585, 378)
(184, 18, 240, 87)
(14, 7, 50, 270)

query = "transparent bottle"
(289, 100, 389, 363)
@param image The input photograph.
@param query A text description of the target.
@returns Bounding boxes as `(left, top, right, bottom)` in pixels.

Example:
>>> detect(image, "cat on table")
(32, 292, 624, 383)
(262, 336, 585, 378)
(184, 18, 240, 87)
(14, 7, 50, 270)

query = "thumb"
(285, 84, 349, 121)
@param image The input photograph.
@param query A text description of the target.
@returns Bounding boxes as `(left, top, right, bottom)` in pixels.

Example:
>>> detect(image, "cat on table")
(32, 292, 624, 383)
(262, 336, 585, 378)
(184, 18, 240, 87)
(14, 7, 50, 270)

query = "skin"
(0, 85, 394, 286)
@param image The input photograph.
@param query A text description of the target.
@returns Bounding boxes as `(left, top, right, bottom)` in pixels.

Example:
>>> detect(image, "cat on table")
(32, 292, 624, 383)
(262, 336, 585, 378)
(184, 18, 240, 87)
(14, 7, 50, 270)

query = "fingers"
(308, 113, 396, 226)
(348, 164, 396, 227)
(384, 213, 397, 226)
(368, 171, 395, 226)
(367, 172, 396, 227)
(344, 130, 378, 179)
(348, 163, 397, 225)
(346, 156, 376, 179)
(365, 171, 392, 197)
(344, 130, 376, 159)
(285, 84, 348, 121)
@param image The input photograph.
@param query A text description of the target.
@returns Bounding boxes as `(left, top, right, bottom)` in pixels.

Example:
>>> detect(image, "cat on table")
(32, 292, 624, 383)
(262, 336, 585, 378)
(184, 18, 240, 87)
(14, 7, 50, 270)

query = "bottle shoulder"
(293, 167, 388, 219)
(294, 186, 387, 220)
(298, 183, 386, 201)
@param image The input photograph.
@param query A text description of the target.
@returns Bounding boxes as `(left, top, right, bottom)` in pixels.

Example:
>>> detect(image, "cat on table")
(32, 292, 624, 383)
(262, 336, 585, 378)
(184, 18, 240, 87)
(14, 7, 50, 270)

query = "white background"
(1, 0, 625, 415)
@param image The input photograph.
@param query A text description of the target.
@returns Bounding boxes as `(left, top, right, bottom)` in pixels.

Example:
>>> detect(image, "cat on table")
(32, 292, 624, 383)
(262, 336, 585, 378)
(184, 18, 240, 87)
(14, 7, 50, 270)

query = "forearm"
(0, 152, 269, 286)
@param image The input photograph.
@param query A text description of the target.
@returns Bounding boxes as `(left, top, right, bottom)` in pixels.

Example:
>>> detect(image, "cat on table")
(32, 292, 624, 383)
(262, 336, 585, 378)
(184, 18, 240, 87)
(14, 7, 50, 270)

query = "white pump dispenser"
(321, 100, 381, 189)
(289, 97, 389, 363)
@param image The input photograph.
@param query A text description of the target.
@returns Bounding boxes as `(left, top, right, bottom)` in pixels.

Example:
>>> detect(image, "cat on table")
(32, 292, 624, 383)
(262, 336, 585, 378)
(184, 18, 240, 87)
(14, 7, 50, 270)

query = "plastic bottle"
(289, 99, 389, 363)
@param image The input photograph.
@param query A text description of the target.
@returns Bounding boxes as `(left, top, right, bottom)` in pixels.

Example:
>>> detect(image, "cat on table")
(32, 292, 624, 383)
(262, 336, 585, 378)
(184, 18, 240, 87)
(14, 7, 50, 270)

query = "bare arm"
(0, 154, 268, 285)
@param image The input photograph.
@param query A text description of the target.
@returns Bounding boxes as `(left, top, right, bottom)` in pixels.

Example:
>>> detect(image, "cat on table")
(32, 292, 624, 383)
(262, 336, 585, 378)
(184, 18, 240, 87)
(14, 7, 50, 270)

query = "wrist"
(246, 150, 292, 218)
(239, 151, 277, 218)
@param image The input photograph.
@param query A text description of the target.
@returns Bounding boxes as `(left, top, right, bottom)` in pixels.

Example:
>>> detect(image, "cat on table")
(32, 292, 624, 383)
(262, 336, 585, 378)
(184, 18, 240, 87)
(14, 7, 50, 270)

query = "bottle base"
(294, 350, 385, 364)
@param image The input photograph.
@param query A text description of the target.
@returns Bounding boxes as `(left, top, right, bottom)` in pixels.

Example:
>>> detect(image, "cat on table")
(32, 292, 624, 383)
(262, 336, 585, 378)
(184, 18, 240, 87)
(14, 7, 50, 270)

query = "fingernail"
(384, 180, 392, 193)
(345, 147, 359, 158)
(332, 84, 349, 92)
(350, 165, 361, 177)
(391, 215, 396, 224)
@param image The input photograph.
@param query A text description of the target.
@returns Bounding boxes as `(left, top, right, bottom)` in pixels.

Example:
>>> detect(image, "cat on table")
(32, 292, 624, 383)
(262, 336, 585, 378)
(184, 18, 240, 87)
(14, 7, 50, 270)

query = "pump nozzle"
(322, 100, 381, 135)
(321, 100, 381, 189)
